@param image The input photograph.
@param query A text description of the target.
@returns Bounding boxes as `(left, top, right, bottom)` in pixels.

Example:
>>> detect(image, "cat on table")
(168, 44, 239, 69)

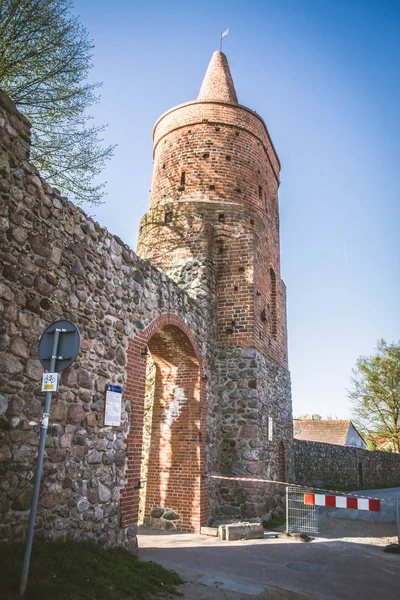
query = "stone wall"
(0, 91, 215, 548)
(213, 346, 292, 521)
(294, 439, 400, 490)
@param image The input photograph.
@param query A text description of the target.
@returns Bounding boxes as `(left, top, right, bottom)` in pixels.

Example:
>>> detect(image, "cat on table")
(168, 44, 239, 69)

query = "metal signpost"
(19, 320, 81, 597)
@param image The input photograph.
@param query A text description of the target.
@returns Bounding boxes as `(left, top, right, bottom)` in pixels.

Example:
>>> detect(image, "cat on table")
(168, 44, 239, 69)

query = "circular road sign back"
(38, 320, 81, 372)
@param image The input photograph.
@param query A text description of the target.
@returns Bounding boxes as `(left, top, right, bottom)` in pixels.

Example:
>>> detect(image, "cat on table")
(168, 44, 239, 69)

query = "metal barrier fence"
(286, 486, 319, 534)
(286, 486, 400, 546)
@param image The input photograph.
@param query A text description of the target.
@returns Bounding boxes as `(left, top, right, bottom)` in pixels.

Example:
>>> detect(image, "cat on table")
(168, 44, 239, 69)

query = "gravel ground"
(318, 516, 398, 547)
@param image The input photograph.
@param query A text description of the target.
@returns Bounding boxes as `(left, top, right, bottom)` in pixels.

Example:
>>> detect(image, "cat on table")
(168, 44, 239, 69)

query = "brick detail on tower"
(138, 52, 287, 367)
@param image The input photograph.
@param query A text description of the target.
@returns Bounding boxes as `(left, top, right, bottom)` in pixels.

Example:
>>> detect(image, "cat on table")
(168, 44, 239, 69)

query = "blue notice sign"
(106, 385, 122, 394)
(104, 385, 123, 426)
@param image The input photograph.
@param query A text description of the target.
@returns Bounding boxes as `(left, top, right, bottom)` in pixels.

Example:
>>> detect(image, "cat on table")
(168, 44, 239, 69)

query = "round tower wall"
(139, 99, 287, 367)
(151, 101, 280, 211)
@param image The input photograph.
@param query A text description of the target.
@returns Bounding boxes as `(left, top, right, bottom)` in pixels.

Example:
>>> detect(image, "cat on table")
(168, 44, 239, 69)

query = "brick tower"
(138, 51, 293, 521)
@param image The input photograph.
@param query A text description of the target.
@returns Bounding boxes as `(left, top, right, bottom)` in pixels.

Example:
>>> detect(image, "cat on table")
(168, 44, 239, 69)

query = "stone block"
(200, 526, 218, 537)
(224, 523, 264, 541)
(163, 509, 180, 521)
(12, 488, 33, 511)
(0, 394, 9, 416)
(67, 403, 85, 424)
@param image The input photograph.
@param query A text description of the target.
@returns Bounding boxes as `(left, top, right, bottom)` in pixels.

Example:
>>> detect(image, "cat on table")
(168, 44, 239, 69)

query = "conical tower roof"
(198, 51, 238, 104)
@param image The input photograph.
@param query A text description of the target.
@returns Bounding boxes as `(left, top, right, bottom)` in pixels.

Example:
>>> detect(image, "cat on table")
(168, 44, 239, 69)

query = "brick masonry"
(138, 77, 287, 364)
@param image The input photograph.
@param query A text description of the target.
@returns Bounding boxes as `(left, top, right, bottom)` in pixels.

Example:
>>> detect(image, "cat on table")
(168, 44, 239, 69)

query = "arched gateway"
(120, 314, 208, 533)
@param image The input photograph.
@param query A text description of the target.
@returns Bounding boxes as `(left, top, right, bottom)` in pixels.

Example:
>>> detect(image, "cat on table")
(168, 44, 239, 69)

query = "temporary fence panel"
(286, 486, 319, 534)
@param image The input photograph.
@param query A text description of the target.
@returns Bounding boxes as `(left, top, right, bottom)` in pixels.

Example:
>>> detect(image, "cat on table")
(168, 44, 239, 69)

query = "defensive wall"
(0, 90, 219, 549)
(294, 439, 400, 490)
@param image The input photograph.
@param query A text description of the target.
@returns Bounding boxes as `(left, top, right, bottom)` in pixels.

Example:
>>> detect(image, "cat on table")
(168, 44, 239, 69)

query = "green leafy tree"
(349, 339, 400, 453)
(0, 0, 114, 204)
(366, 436, 377, 451)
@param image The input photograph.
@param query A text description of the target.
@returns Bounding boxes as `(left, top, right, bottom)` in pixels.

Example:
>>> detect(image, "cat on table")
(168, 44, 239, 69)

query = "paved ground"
(138, 529, 400, 600)
(170, 581, 315, 600)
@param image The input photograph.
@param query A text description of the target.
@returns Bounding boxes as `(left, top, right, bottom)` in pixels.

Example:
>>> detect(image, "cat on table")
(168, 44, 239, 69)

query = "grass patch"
(0, 539, 184, 600)
(263, 513, 286, 531)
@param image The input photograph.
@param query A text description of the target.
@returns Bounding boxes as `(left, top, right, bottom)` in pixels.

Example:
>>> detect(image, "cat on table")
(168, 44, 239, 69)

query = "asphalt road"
(138, 529, 400, 600)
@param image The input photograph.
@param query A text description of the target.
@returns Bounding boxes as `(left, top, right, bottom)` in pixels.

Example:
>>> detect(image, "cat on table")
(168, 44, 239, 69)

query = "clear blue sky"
(76, 0, 400, 419)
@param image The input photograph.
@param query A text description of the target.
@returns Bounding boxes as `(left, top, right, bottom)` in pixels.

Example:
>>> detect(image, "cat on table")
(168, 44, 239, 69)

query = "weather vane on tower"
(220, 28, 229, 51)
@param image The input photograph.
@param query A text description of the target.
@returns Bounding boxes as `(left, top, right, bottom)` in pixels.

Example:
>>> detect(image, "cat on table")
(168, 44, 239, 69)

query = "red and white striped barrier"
(304, 493, 381, 512)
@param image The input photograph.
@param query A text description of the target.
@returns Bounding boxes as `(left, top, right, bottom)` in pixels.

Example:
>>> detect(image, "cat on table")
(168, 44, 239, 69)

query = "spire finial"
(220, 28, 229, 51)
(198, 50, 238, 104)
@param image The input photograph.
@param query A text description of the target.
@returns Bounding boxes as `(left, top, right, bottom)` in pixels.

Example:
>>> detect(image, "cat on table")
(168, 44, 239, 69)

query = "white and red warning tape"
(208, 474, 296, 487)
(206, 474, 393, 508)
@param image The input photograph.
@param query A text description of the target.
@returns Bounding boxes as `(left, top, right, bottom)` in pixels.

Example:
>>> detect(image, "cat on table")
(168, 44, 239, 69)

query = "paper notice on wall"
(104, 385, 123, 426)
(268, 417, 273, 441)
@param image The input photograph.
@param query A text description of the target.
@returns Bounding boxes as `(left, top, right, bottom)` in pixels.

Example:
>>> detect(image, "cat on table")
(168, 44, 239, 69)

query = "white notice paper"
(268, 417, 273, 441)
(104, 385, 122, 426)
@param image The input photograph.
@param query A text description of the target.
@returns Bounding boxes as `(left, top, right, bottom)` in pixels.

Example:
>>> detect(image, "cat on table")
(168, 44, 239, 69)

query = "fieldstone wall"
(213, 346, 293, 522)
(0, 91, 215, 549)
(294, 439, 400, 489)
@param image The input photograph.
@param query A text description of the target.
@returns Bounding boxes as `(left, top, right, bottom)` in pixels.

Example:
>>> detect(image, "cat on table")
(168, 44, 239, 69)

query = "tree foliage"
(349, 339, 400, 453)
(0, 0, 114, 204)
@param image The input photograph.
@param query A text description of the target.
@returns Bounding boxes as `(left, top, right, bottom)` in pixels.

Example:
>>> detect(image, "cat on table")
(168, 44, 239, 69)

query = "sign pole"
(285, 485, 289, 532)
(19, 329, 60, 597)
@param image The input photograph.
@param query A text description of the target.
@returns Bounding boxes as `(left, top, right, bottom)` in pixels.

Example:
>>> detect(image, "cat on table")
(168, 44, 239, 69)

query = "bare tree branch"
(0, 0, 115, 205)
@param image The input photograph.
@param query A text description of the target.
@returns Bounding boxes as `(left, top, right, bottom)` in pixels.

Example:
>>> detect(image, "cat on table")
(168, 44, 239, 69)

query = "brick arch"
(214, 229, 235, 240)
(120, 313, 207, 534)
(135, 313, 204, 373)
